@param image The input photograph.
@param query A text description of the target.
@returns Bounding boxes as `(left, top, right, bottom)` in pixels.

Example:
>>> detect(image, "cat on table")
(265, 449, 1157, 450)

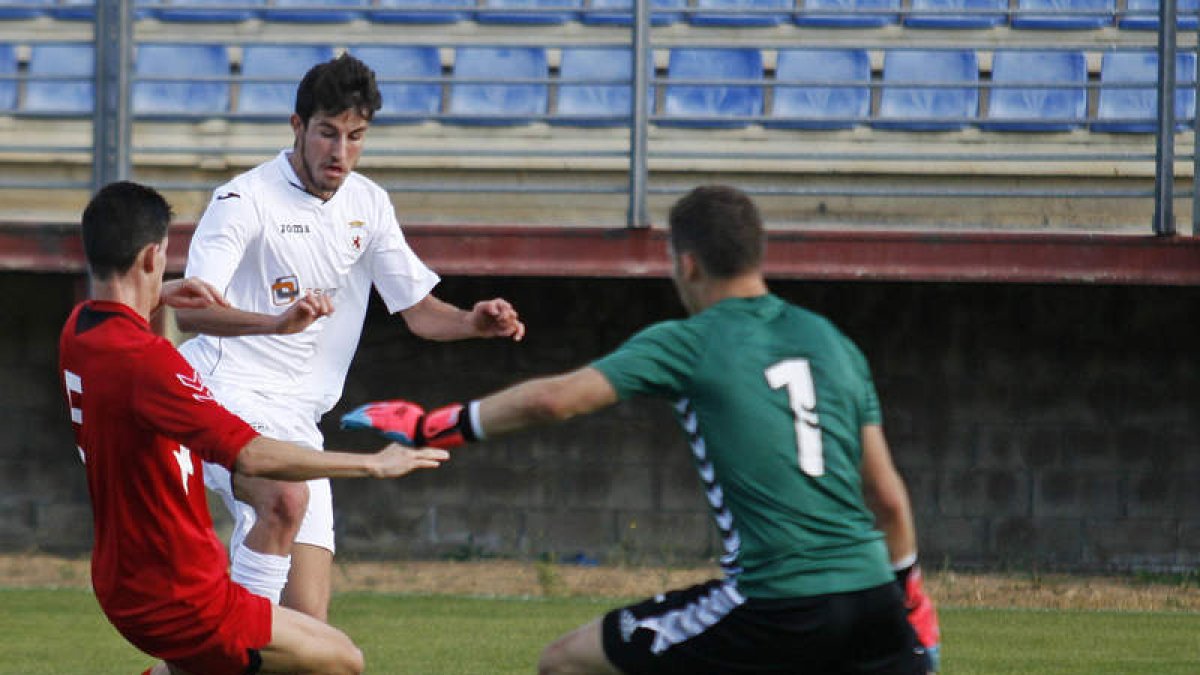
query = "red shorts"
(112, 583, 272, 675)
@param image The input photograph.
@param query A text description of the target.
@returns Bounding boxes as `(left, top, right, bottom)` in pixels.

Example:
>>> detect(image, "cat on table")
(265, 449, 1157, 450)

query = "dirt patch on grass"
(4, 554, 1199, 612)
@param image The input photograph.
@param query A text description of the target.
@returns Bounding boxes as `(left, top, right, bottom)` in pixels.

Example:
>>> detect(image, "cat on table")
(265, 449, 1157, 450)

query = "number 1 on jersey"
(765, 359, 824, 477)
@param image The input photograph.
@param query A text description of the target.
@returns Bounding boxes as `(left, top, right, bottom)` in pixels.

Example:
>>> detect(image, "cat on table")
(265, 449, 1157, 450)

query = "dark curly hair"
(294, 53, 382, 124)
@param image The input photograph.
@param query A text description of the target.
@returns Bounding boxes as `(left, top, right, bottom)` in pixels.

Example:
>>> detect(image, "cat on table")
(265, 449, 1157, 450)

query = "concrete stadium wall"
(3, 271, 1198, 572)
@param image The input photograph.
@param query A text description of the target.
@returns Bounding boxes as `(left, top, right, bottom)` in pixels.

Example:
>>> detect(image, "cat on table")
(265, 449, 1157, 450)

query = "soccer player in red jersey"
(58, 181, 449, 675)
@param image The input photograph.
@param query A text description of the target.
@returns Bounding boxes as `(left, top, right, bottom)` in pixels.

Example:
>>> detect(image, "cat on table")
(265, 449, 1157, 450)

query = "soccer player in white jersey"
(175, 54, 525, 621)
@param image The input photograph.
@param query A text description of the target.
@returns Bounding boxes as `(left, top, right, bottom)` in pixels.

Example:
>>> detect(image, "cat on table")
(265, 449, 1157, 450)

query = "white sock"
(231, 547, 291, 604)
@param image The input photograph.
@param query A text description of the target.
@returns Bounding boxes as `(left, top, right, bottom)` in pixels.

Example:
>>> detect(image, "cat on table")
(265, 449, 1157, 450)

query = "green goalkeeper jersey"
(592, 293, 893, 599)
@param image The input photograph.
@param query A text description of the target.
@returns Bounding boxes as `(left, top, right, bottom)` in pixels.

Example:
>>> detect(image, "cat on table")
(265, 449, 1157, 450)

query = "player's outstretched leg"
(538, 618, 622, 675)
(259, 605, 364, 675)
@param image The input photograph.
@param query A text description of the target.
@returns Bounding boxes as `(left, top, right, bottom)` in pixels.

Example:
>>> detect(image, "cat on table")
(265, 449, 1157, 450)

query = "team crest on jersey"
(176, 369, 216, 403)
(271, 275, 300, 306)
(348, 221, 367, 252)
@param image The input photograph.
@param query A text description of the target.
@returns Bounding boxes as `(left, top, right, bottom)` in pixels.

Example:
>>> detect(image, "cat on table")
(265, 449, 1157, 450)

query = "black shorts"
(601, 579, 925, 675)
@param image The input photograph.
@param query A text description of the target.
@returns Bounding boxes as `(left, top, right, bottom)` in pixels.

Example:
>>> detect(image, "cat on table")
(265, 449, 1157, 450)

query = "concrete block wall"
(5, 272, 1198, 571)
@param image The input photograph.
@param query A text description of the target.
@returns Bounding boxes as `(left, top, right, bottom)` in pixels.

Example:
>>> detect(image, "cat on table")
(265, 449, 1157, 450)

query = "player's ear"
(138, 241, 160, 275)
(289, 113, 305, 138)
(678, 251, 702, 282)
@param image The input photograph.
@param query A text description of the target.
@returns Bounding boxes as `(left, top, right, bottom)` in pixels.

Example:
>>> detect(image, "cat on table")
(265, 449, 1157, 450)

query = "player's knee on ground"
(537, 632, 587, 675)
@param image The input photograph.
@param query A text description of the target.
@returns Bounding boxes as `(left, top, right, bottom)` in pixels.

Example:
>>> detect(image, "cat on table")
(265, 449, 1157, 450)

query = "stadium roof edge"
(3, 221, 1199, 286)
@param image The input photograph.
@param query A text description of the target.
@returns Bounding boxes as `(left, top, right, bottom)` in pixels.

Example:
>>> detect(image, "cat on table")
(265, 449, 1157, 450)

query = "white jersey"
(179, 150, 439, 413)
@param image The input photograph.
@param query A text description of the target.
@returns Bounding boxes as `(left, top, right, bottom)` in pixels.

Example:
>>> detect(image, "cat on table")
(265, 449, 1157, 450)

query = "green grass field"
(2, 588, 1198, 674)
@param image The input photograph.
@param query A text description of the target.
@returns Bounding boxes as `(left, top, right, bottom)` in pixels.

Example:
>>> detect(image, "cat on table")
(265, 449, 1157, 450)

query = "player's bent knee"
(258, 481, 309, 531)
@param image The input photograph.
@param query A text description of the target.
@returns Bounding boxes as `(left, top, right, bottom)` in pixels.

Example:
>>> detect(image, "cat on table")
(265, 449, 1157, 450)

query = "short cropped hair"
(81, 181, 173, 280)
(668, 185, 765, 278)
(294, 53, 382, 124)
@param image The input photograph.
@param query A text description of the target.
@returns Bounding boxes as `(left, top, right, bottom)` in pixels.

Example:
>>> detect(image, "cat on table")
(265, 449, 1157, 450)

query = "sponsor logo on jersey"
(216, 191, 240, 201)
(272, 275, 300, 305)
(279, 222, 312, 235)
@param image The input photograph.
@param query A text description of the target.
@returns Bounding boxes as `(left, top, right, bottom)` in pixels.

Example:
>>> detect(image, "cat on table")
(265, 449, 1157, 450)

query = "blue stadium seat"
(237, 45, 335, 117)
(50, 0, 154, 20)
(767, 49, 869, 130)
(0, 44, 16, 111)
(581, 0, 686, 25)
(349, 46, 442, 122)
(1119, 0, 1199, 29)
(905, 0, 1006, 28)
(981, 51, 1086, 132)
(795, 0, 900, 26)
(476, 0, 582, 24)
(447, 47, 548, 125)
(263, 0, 366, 22)
(662, 48, 763, 129)
(24, 43, 94, 115)
(370, 0, 472, 23)
(133, 43, 230, 118)
(1011, 0, 1114, 29)
(1093, 51, 1197, 133)
(554, 47, 648, 126)
(0, 0, 51, 20)
(154, 0, 264, 22)
(690, 0, 792, 26)
(875, 50, 979, 131)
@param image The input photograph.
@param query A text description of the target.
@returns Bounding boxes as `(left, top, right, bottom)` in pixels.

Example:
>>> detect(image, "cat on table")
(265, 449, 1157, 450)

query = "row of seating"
(0, 0, 1196, 30)
(1, 43, 1195, 132)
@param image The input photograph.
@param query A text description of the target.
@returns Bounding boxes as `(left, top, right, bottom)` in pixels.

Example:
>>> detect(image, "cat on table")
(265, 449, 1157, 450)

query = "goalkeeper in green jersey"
(345, 185, 941, 674)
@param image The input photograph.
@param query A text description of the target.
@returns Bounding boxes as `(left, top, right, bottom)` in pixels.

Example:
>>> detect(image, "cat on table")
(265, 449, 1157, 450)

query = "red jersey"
(58, 300, 260, 647)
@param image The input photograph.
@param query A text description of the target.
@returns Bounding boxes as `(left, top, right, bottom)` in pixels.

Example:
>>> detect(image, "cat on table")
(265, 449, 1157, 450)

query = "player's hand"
(896, 561, 941, 672)
(368, 443, 450, 478)
(160, 277, 231, 310)
(470, 298, 525, 342)
(341, 400, 473, 449)
(274, 291, 334, 335)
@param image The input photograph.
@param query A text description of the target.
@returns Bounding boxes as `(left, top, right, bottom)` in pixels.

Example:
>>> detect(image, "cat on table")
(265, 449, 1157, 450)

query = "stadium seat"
(24, 43, 94, 115)
(874, 50, 979, 131)
(370, 0, 473, 23)
(661, 48, 763, 128)
(0, 0, 51, 20)
(447, 47, 548, 125)
(1093, 51, 1197, 133)
(981, 51, 1087, 132)
(554, 47, 649, 126)
(154, 0, 264, 22)
(349, 45, 442, 122)
(0, 44, 15, 111)
(237, 45, 335, 117)
(1010, 0, 1114, 29)
(690, 0, 793, 26)
(580, 0, 686, 25)
(263, 0, 366, 22)
(905, 0, 1006, 28)
(475, 0, 582, 24)
(50, 0, 154, 20)
(1119, 0, 1200, 30)
(794, 0, 900, 26)
(767, 49, 870, 130)
(133, 43, 231, 118)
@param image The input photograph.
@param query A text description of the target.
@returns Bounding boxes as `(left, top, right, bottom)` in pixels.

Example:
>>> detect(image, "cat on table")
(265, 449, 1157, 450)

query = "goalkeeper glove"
(896, 560, 941, 672)
(341, 399, 477, 449)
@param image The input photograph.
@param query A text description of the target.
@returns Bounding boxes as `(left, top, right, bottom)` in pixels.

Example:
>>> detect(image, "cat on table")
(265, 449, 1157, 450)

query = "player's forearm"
(401, 296, 477, 341)
(478, 368, 618, 437)
(175, 305, 283, 337)
(235, 436, 384, 480)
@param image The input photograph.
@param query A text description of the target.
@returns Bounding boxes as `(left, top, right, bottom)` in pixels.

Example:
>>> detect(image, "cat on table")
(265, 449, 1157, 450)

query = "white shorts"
(201, 382, 336, 554)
